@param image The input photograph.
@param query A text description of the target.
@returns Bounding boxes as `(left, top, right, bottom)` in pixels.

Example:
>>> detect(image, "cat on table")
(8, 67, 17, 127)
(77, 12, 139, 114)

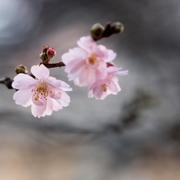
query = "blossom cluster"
(12, 36, 128, 118)
(62, 36, 128, 100)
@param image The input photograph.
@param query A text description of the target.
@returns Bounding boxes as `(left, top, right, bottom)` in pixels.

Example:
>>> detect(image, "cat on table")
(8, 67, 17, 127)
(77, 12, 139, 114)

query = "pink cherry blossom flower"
(88, 66, 128, 100)
(62, 36, 116, 87)
(12, 64, 72, 118)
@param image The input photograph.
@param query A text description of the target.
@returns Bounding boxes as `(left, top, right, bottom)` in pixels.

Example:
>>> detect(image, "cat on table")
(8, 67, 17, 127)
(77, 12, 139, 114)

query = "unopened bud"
(42, 46, 49, 53)
(47, 48, 56, 58)
(91, 23, 105, 40)
(111, 22, 124, 34)
(40, 46, 56, 64)
(40, 52, 49, 64)
(15, 65, 28, 74)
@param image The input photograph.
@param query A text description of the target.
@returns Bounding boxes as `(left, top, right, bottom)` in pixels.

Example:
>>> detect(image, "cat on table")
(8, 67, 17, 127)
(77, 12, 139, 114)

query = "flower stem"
(0, 77, 13, 89)
(42, 61, 65, 68)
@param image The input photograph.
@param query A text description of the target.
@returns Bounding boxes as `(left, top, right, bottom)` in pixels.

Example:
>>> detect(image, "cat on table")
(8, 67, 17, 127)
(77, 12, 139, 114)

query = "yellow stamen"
(33, 82, 49, 102)
(101, 84, 107, 92)
(88, 54, 97, 65)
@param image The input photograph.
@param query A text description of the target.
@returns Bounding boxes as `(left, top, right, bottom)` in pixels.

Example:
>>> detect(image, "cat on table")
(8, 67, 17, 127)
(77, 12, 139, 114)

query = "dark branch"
(0, 77, 13, 89)
(43, 61, 65, 68)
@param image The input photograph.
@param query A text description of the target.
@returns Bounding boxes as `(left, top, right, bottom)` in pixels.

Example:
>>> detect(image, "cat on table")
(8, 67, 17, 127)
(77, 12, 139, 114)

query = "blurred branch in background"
(121, 89, 158, 128)
(103, 89, 158, 134)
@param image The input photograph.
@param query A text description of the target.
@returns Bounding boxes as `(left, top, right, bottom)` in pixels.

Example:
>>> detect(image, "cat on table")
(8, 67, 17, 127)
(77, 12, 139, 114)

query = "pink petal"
(78, 67, 96, 87)
(47, 77, 72, 91)
(107, 67, 128, 77)
(99, 93, 110, 100)
(97, 45, 116, 62)
(31, 103, 46, 118)
(49, 88, 61, 99)
(107, 66, 119, 73)
(118, 70, 128, 76)
(31, 64, 49, 79)
(57, 91, 70, 107)
(50, 98, 63, 111)
(109, 80, 121, 94)
(44, 97, 62, 116)
(66, 61, 86, 81)
(77, 36, 96, 53)
(93, 87, 106, 100)
(96, 62, 108, 80)
(62, 47, 87, 65)
(58, 81, 72, 92)
(12, 74, 37, 90)
(86, 68, 96, 86)
(13, 89, 32, 107)
(66, 59, 85, 74)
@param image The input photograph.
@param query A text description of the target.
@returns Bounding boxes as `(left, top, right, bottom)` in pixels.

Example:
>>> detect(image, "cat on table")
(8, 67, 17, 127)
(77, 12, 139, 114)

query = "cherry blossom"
(62, 36, 116, 87)
(88, 66, 128, 100)
(12, 64, 72, 118)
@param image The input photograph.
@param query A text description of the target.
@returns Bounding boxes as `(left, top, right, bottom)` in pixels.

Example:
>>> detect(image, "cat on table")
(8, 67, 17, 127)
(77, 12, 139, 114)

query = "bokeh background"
(0, 0, 180, 179)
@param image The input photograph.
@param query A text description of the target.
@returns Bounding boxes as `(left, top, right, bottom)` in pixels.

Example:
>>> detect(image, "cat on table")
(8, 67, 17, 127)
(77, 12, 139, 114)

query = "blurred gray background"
(0, 0, 180, 179)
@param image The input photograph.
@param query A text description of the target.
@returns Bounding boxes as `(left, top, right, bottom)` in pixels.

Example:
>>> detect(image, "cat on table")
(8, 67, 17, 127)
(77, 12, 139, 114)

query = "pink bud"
(47, 47, 56, 58)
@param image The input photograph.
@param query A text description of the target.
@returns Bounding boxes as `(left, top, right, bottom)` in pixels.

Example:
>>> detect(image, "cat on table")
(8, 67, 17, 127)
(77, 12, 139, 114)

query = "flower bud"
(42, 46, 49, 53)
(47, 47, 56, 58)
(40, 46, 56, 64)
(40, 52, 49, 64)
(91, 23, 105, 40)
(15, 64, 28, 74)
(111, 22, 124, 34)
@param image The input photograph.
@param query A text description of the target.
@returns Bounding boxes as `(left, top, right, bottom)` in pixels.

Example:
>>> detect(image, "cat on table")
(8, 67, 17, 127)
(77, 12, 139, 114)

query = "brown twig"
(42, 61, 65, 68)
(0, 77, 13, 89)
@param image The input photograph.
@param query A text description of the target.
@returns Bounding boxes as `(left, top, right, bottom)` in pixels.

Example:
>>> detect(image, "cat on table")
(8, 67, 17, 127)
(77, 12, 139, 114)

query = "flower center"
(33, 82, 49, 102)
(101, 84, 107, 92)
(88, 54, 97, 65)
